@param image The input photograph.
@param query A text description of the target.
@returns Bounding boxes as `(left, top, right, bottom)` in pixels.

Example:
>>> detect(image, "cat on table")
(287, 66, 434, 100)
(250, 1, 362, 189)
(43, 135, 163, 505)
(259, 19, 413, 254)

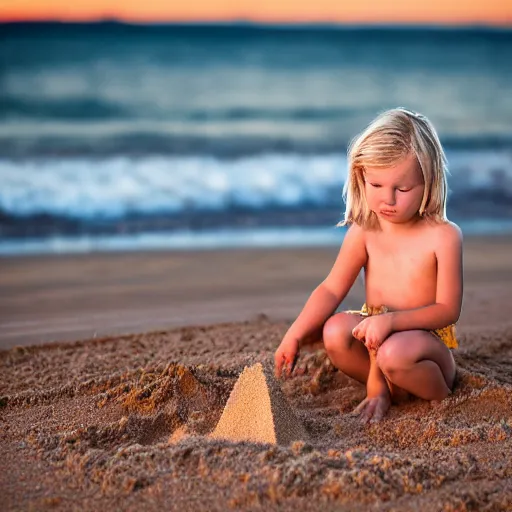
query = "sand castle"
(210, 362, 308, 445)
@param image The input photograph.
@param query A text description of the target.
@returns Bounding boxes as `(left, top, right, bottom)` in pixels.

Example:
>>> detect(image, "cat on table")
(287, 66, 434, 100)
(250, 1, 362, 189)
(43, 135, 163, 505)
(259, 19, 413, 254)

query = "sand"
(210, 362, 308, 445)
(1, 236, 512, 511)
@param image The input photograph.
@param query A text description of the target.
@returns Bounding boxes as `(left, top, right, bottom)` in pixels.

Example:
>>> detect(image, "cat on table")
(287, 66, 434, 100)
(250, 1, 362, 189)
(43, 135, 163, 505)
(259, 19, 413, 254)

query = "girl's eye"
(370, 183, 381, 188)
(398, 188, 411, 192)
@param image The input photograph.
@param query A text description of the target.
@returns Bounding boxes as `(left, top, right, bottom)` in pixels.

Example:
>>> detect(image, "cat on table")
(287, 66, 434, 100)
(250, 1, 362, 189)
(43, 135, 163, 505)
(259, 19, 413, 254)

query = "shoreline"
(2, 218, 512, 256)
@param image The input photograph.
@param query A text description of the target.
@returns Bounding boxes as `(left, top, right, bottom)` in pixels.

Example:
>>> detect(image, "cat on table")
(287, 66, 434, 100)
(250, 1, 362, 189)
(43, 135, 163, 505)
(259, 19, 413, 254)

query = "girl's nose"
(384, 189, 396, 205)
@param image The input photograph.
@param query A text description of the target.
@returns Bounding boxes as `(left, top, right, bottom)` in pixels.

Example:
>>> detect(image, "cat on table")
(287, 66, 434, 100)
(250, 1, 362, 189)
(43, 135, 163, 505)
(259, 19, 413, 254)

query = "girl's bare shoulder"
(346, 222, 367, 239)
(420, 220, 463, 256)
(429, 220, 463, 244)
(342, 223, 368, 254)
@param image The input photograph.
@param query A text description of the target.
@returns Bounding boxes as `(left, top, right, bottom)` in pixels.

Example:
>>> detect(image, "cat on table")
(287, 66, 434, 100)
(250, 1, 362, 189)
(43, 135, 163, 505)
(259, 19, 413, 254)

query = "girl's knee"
(376, 343, 394, 373)
(323, 313, 357, 353)
(376, 335, 410, 373)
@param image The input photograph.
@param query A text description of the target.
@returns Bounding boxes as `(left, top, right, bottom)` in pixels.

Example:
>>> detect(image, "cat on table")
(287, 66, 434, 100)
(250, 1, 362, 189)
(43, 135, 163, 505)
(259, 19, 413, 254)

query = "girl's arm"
(285, 224, 368, 346)
(391, 222, 463, 332)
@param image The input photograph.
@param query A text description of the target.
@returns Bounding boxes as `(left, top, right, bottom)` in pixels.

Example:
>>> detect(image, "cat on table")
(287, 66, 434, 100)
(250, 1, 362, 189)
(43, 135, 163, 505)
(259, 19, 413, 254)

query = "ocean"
(1, 22, 511, 254)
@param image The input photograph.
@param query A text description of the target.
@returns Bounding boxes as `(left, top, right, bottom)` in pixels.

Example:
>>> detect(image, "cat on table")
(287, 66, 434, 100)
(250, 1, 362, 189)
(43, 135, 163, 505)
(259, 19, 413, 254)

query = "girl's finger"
(290, 353, 299, 374)
(352, 398, 368, 416)
(360, 400, 376, 424)
(370, 401, 387, 423)
(275, 355, 284, 378)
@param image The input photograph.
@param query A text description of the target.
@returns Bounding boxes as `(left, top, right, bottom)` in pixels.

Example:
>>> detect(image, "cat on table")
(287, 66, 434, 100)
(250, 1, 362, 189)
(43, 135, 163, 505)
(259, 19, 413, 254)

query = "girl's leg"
(376, 330, 456, 401)
(324, 313, 393, 423)
(324, 313, 423, 422)
(323, 312, 370, 384)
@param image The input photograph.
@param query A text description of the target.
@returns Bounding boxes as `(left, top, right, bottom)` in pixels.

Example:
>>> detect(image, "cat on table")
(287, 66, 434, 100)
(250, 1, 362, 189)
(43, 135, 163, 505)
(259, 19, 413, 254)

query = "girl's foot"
(352, 392, 391, 423)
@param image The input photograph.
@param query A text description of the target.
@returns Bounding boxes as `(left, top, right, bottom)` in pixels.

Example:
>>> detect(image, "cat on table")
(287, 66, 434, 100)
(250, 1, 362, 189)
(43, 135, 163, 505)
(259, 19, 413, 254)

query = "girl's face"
(363, 153, 425, 225)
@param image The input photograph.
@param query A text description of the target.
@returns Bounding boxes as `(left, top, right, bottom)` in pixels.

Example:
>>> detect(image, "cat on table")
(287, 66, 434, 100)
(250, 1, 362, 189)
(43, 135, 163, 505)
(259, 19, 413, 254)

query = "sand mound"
(210, 362, 308, 445)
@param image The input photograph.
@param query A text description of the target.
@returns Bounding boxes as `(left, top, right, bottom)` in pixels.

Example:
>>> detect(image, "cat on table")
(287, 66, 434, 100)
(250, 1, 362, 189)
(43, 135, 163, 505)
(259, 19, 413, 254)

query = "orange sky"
(1, 0, 511, 24)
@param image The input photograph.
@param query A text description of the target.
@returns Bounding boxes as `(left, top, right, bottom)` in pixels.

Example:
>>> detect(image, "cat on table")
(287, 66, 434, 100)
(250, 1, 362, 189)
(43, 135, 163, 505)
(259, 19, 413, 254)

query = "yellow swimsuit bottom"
(346, 303, 458, 349)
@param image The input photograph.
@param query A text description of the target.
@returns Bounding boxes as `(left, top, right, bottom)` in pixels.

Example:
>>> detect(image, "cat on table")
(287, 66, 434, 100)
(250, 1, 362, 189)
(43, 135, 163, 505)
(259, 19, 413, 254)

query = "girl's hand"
(352, 314, 394, 352)
(274, 337, 300, 379)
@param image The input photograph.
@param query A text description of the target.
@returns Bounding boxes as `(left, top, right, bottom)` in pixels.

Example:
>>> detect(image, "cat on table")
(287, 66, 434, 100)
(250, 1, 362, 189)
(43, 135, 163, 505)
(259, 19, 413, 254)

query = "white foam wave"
(0, 154, 346, 218)
(0, 150, 511, 220)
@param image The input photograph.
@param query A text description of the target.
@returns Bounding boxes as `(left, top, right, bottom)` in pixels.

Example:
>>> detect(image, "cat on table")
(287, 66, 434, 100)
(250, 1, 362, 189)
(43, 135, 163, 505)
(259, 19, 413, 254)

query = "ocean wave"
(0, 154, 344, 221)
(1, 131, 512, 159)
(0, 97, 375, 123)
(0, 151, 511, 239)
(0, 96, 132, 121)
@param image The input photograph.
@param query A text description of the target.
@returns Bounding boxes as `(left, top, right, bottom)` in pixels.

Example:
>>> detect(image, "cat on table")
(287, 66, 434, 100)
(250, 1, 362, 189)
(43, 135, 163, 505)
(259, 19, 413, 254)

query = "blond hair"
(340, 107, 448, 229)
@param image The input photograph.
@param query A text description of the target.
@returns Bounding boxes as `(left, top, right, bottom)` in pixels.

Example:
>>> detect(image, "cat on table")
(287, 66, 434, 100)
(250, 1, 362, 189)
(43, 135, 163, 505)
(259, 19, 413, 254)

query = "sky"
(0, 0, 511, 25)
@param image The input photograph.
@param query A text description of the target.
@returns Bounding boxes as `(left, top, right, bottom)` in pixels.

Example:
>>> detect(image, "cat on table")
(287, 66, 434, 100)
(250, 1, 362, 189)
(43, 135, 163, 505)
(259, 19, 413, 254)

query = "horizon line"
(1, 18, 512, 29)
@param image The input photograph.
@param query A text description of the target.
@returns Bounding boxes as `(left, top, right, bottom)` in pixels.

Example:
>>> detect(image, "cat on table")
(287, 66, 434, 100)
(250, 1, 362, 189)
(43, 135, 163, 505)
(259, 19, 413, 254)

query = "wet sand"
(1, 236, 512, 510)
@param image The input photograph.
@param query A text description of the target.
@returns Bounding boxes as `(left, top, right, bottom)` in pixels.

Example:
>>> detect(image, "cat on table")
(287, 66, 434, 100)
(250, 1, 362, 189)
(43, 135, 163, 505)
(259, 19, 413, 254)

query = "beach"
(1, 234, 512, 510)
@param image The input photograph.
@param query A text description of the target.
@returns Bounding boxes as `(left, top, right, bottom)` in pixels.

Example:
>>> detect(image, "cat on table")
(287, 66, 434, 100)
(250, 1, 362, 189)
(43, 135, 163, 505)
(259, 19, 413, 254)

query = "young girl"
(274, 107, 463, 423)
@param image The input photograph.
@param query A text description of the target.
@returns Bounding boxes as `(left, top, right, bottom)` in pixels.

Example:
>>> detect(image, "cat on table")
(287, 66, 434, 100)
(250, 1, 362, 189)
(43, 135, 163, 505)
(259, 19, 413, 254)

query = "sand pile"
(210, 362, 308, 445)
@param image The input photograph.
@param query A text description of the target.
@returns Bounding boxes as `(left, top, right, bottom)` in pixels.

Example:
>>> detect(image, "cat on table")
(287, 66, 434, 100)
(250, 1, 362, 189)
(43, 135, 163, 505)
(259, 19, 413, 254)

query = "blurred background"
(1, 1, 512, 255)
